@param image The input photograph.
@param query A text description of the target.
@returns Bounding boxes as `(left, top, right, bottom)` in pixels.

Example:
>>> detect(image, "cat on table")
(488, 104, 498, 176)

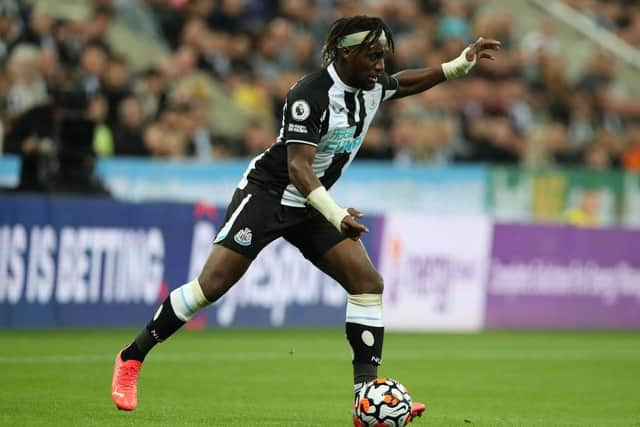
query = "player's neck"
(333, 62, 358, 89)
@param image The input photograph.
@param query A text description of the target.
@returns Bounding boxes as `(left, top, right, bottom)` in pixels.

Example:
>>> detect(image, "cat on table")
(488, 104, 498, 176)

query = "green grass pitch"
(0, 329, 639, 426)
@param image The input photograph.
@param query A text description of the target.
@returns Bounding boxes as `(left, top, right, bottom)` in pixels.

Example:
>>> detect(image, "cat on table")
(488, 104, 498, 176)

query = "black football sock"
(121, 296, 185, 362)
(354, 363, 378, 385)
(346, 322, 384, 385)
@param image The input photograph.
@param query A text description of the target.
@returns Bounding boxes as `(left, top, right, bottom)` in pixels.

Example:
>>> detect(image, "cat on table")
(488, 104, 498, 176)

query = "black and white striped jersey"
(238, 63, 399, 207)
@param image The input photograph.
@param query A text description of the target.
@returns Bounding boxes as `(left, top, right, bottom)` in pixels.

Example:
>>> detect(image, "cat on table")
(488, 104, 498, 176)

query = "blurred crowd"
(564, 0, 640, 49)
(1, 0, 640, 180)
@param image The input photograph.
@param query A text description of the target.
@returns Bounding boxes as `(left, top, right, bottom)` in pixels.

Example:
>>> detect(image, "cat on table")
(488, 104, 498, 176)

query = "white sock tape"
(169, 278, 211, 321)
(346, 293, 383, 327)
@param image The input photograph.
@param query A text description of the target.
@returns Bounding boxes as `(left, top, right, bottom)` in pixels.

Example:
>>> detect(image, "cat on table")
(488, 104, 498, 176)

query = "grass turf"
(0, 329, 638, 426)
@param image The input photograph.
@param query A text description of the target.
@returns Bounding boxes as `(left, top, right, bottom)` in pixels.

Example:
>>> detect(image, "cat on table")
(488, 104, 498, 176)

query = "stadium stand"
(1, 0, 640, 173)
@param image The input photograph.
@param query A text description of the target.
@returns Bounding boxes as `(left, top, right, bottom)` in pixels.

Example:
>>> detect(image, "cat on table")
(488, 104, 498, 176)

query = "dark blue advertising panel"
(0, 194, 383, 328)
(0, 195, 218, 327)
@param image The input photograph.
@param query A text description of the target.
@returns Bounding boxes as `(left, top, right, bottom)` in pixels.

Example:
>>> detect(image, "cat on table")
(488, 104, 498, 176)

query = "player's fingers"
(475, 37, 501, 46)
(351, 223, 369, 234)
(473, 39, 501, 52)
(347, 219, 369, 233)
(347, 207, 364, 218)
(341, 219, 369, 237)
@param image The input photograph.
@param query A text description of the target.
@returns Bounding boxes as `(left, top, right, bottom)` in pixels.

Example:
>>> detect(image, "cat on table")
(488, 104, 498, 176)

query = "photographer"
(4, 84, 111, 197)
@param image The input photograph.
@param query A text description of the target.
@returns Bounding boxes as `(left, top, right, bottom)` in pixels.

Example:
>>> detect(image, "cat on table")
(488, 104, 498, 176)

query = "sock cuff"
(346, 294, 383, 327)
(191, 278, 210, 305)
(347, 293, 382, 307)
(169, 278, 210, 321)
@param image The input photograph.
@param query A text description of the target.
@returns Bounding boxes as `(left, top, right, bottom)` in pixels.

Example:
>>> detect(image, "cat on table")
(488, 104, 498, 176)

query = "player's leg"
(314, 238, 385, 385)
(112, 184, 277, 411)
(316, 239, 426, 422)
(284, 219, 383, 385)
(286, 219, 426, 422)
(120, 245, 251, 362)
(111, 245, 251, 411)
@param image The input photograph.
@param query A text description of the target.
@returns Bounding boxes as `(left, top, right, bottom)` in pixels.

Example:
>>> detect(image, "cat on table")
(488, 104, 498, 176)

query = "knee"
(370, 273, 384, 294)
(349, 270, 384, 295)
(197, 266, 235, 302)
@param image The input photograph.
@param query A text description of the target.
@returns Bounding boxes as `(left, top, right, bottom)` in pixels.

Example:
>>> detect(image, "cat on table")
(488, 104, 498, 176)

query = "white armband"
(306, 186, 349, 231)
(441, 46, 477, 80)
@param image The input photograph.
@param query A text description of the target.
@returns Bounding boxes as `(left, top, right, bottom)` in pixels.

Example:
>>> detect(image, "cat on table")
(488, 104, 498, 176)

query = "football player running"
(111, 15, 500, 424)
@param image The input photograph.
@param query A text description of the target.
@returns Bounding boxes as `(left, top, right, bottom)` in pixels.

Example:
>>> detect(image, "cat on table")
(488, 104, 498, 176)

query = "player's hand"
(340, 208, 369, 241)
(466, 37, 501, 62)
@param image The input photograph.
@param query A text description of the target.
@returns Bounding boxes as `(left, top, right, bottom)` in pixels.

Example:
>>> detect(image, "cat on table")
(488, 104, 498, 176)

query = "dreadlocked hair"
(320, 15, 394, 68)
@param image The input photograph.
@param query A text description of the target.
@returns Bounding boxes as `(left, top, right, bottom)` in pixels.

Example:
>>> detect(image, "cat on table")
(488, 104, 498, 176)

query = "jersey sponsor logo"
(291, 100, 310, 121)
(234, 227, 253, 246)
(287, 123, 308, 133)
(319, 126, 364, 154)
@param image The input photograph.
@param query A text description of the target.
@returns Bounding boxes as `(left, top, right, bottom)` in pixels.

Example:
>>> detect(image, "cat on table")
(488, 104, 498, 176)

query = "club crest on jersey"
(234, 227, 253, 246)
(291, 100, 310, 121)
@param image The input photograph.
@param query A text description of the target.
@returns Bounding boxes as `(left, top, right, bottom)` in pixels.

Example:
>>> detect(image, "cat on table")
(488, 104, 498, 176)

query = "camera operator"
(4, 84, 111, 197)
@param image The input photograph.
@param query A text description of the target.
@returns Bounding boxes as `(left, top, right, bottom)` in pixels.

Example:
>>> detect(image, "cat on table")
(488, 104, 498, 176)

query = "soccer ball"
(354, 378, 413, 427)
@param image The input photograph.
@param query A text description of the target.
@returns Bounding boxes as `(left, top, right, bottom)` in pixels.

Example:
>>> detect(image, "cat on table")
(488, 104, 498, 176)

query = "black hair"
(320, 15, 394, 67)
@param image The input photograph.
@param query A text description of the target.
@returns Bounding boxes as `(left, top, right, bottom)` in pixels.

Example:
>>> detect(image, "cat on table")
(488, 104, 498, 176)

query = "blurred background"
(0, 0, 639, 331)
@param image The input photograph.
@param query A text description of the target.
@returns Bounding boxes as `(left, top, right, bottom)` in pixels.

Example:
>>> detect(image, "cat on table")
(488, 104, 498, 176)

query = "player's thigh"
(213, 184, 282, 259)
(202, 185, 281, 299)
(317, 238, 383, 295)
(286, 218, 382, 294)
(198, 244, 252, 301)
(283, 212, 346, 264)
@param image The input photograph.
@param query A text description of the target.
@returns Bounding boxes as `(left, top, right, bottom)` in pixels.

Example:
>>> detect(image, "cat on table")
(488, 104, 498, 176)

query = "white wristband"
(306, 186, 349, 231)
(441, 46, 477, 80)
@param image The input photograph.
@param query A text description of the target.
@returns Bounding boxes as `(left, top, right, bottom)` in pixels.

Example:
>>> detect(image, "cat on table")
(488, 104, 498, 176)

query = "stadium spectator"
(6, 44, 48, 120)
(87, 93, 113, 157)
(565, 188, 602, 227)
(134, 66, 167, 121)
(242, 119, 275, 156)
(0, 1, 21, 63)
(358, 123, 394, 160)
(4, 83, 110, 195)
(102, 55, 132, 126)
(113, 95, 148, 157)
(621, 121, 640, 172)
(564, 0, 640, 49)
(77, 42, 109, 94)
(1, 0, 639, 170)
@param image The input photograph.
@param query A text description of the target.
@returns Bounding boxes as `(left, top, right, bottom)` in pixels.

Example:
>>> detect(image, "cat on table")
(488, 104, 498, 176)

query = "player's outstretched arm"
(391, 37, 501, 99)
(287, 143, 368, 240)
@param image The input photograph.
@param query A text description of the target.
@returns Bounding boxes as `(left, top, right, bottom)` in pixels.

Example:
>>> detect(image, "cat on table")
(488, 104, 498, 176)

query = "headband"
(337, 30, 387, 48)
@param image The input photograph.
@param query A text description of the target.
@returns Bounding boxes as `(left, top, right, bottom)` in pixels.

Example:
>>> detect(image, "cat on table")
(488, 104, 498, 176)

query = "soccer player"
(111, 15, 500, 424)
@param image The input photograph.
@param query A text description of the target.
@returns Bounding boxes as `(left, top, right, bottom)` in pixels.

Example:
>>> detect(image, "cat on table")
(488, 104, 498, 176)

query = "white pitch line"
(0, 349, 638, 364)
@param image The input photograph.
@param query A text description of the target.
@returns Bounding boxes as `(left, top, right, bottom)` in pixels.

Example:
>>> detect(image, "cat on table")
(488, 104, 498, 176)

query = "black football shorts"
(213, 183, 347, 261)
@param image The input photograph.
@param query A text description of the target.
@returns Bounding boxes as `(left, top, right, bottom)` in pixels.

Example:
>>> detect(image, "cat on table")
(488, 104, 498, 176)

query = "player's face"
(348, 41, 387, 90)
